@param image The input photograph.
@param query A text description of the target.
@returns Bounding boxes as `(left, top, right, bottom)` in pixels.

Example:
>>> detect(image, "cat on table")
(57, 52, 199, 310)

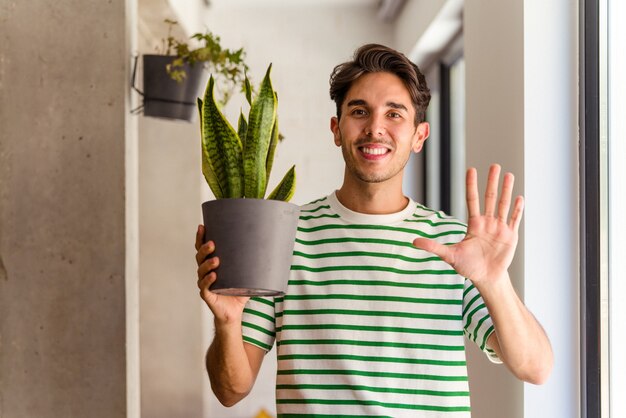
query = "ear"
(330, 116, 341, 147)
(411, 122, 430, 153)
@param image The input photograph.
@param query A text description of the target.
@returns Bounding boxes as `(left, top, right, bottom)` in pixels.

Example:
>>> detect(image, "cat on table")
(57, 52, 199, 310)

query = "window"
(423, 35, 465, 220)
(581, 0, 624, 415)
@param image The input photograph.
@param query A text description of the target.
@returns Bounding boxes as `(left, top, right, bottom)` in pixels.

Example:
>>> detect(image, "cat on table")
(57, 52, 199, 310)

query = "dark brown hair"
(329, 43, 431, 125)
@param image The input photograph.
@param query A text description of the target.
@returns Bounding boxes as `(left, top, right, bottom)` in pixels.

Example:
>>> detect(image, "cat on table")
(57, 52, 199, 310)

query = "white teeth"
(361, 147, 388, 155)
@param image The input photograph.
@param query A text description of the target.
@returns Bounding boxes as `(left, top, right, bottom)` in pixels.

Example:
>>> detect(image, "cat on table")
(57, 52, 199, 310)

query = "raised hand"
(413, 164, 524, 285)
(195, 225, 250, 324)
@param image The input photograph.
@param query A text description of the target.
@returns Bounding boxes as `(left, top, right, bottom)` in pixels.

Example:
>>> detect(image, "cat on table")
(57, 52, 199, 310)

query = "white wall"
(523, 1, 579, 417)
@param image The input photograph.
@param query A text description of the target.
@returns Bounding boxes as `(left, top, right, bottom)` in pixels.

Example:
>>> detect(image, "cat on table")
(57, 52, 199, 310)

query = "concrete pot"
(142, 55, 205, 122)
(202, 198, 300, 296)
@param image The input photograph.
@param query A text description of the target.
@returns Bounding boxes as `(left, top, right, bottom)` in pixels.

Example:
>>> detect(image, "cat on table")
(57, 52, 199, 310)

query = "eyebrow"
(346, 99, 408, 111)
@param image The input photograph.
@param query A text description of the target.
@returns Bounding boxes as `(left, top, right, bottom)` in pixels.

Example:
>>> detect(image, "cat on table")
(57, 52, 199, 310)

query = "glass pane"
(608, 0, 625, 415)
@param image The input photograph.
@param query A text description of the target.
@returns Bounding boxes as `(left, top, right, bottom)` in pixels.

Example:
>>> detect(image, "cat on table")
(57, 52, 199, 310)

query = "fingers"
(413, 237, 453, 265)
(509, 195, 525, 230)
(466, 167, 480, 218)
(497, 172, 514, 222)
(483, 164, 501, 217)
(470, 164, 523, 226)
(195, 224, 205, 251)
(195, 239, 216, 266)
(197, 253, 220, 282)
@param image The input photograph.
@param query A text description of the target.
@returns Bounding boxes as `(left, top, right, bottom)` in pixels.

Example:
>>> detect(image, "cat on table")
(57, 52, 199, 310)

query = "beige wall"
(464, 1, 525, 417)
(138, 118, 205, 417)
(0, 0, 138, 417)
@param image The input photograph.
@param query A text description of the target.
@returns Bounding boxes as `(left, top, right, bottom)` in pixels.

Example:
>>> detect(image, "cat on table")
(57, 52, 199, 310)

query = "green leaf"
(267, 165, 296, 202)
(244, 73, 252, 106)
(237, 110, 248, 149)
(198, 98, 224, 199)
(244, 64, 277, 198)
(201, 76, 244, 198)
(265, 113, 279, 186)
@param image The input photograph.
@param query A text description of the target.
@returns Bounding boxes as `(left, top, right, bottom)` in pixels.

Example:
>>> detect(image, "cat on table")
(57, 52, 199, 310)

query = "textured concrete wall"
(0, 1, 134, 417)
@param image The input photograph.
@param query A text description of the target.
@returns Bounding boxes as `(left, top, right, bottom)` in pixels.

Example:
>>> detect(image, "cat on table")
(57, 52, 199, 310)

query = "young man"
(195, 44, 553, 417)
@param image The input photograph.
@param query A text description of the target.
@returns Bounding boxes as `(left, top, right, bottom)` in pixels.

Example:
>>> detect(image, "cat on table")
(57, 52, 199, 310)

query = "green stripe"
(284, 293, 462, 305)
(293, 249, 441, 264)
(276, 398, 470, 413)
(298, 223, 465, 239)
(463, 282, 475, 299)
(242, 321, 275, 337)
(406, 217, 466, 228)
(291, 264, 457, 276)
(277, 338, 465, 351)
(243, 335, 272, 351)
(288, 278, 462, 290)
(481, 324, 496, 351)
(278, 323, 462, 336)
(299, 214, 341, 220)
(243, 307, 275, 323)
(305, 196, 328, 205)
(250, 296, 274, 307)
(276, 383, 469, 397)
(300, 204, 330, 213)
(462, 293, 482, 318)
(296, 236, 418, 249)
(277, 353, 466, 367)
(279, 414, 390, 418)
(464, 303, 486, 331)
(280, 308, 460, 321)
(414, 204, 452, 221)
(471, 313, 491, 342)
(278, 368, 468, 382)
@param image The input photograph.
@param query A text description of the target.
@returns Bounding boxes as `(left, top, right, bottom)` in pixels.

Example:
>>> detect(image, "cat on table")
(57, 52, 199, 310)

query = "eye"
(388, 111, 402, 119)
(351, 108, 368, 116)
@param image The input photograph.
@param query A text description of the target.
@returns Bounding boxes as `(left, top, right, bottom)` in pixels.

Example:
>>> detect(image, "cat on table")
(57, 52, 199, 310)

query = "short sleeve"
(241, 296, 276, 352)
(462, 279, 501, 364)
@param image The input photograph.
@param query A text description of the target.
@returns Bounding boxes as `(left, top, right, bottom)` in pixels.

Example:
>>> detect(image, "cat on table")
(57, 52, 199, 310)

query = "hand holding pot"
(195, 224, 250, 324)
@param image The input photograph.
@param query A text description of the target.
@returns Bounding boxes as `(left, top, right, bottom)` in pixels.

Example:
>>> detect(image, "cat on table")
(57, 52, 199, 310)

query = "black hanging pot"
(139, 55, 205, 122)
(202, 198, 300, 296)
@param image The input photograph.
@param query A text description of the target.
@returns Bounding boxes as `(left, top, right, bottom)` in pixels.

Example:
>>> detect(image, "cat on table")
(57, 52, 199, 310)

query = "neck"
(335, 177, 409, 215)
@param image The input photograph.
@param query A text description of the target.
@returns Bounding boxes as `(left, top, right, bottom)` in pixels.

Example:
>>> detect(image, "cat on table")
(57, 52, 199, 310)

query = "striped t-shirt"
(242, 192, 499, 417)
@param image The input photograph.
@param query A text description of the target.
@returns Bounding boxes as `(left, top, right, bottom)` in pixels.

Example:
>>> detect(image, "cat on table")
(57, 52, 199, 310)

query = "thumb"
(412, 238, 451, 262)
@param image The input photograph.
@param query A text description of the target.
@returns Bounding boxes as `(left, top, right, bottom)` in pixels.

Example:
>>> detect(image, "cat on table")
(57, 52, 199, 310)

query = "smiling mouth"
(360, 146, 390, 156)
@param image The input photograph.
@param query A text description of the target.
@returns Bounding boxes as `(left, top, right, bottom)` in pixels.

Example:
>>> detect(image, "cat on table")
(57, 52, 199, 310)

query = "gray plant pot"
(142, 54, 205, 122)
(202, 198, 300, 296)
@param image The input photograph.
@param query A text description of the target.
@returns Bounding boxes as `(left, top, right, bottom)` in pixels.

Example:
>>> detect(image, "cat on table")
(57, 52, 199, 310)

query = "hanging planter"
(140, 54, 205, 121)
(132, 20, 249, 122)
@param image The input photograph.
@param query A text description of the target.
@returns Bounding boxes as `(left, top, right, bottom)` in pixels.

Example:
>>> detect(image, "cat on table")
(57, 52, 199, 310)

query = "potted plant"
(199, 63, 298, 296)
(137, 20, 249, 122)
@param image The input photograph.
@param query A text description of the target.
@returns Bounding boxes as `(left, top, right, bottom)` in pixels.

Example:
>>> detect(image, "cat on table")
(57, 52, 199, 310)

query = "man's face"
(330, 71, 429, 186)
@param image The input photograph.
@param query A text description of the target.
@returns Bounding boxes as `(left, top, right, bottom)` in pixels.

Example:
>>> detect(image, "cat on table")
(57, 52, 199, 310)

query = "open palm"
(413, 165, 524, 285)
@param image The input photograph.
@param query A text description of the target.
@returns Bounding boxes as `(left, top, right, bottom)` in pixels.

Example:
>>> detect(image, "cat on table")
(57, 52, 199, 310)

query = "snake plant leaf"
(244, 64, 277, 198)
(265, 113, 279, 186)
(201, 75, 244, 198)
(198, 97, 224, 199)
(237, 110, 247, 149)
(244, 74, 252, 106)
(267, 165, 296, 202)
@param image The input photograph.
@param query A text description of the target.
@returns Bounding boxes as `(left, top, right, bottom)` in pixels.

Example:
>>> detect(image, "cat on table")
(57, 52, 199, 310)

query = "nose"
(365, 114, 386, 137)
